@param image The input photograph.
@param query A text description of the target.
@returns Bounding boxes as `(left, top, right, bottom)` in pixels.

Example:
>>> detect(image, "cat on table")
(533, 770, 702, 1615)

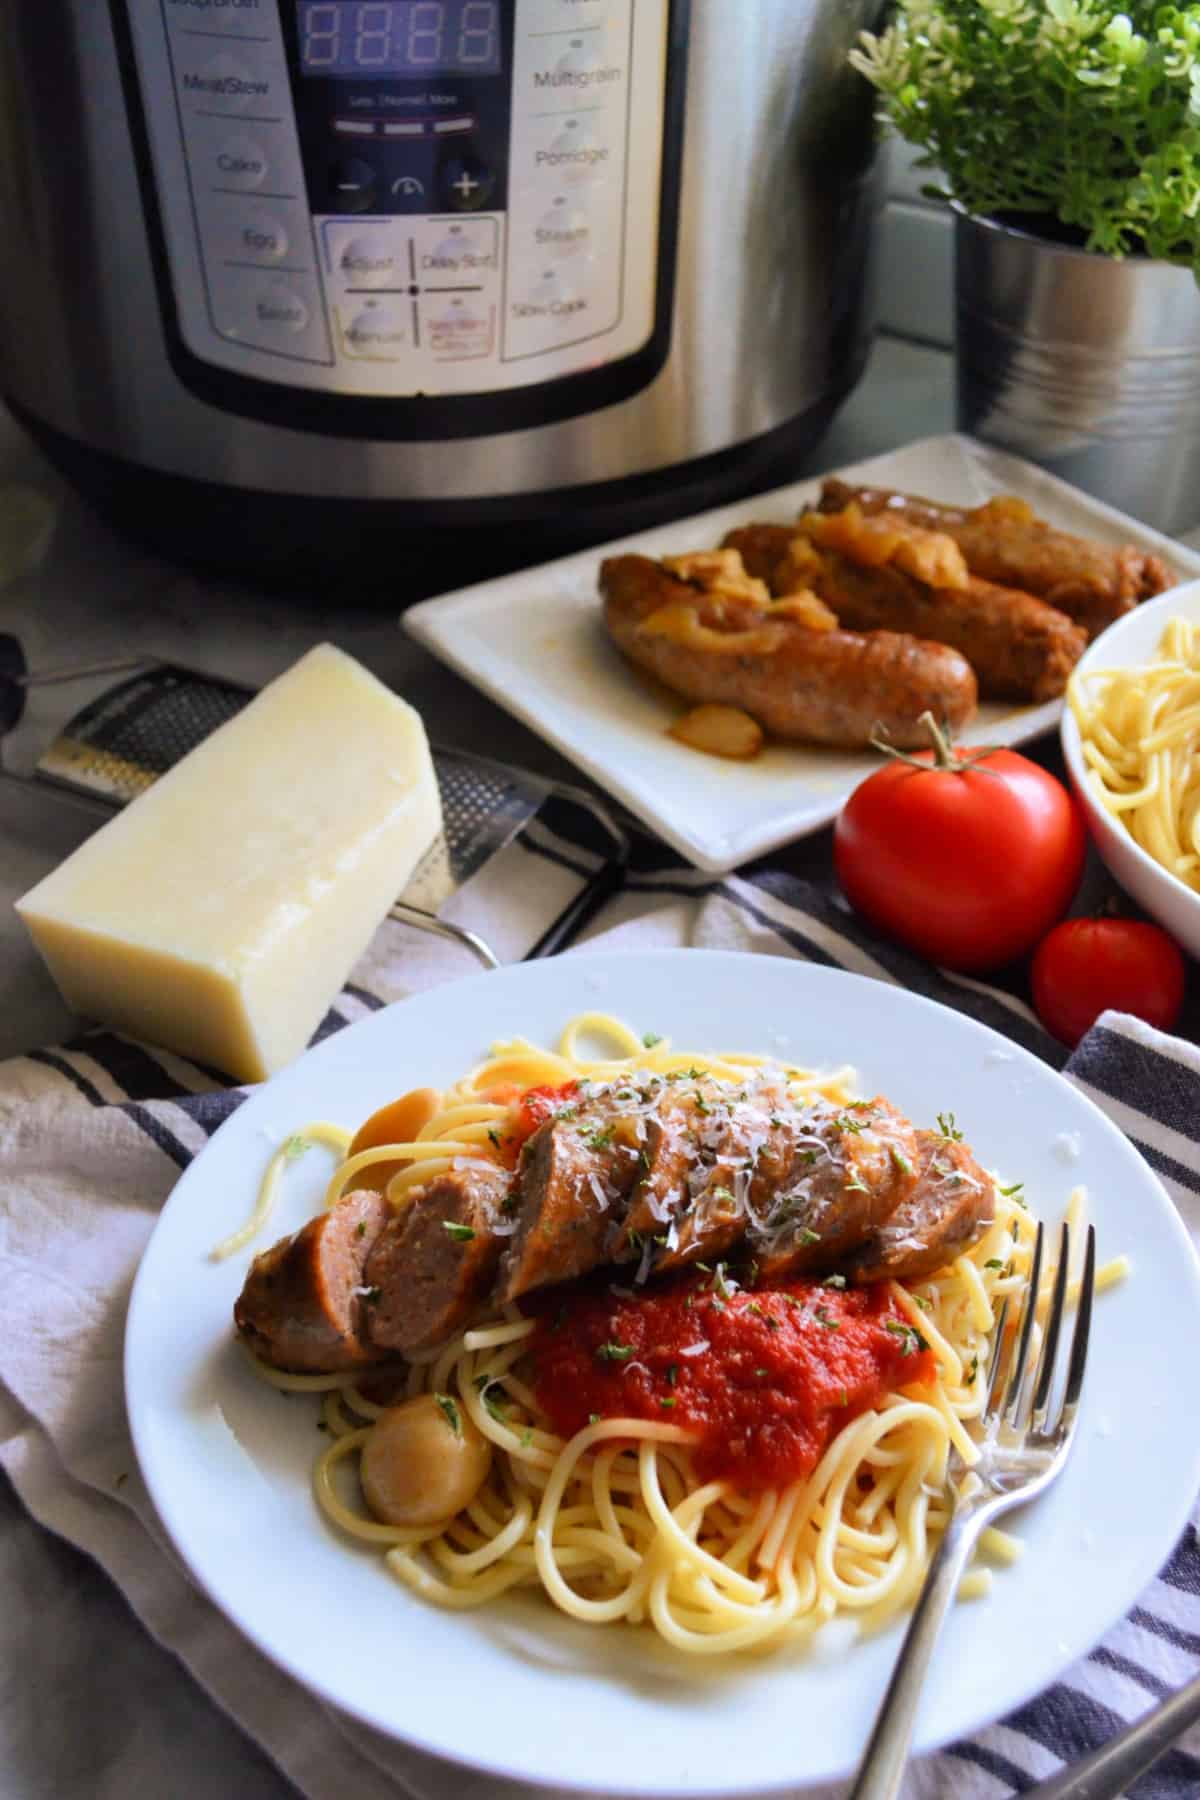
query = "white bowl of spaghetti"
(1063, 582, 1200, 958)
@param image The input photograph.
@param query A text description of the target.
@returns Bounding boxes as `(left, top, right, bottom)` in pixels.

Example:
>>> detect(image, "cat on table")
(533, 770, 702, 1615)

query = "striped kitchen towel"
(0, 796, 1197, 1800)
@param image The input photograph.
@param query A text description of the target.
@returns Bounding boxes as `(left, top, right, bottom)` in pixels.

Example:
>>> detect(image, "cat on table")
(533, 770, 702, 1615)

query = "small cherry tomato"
(1031, 917, 1187, 1047)
(834, 716, 1086, 972)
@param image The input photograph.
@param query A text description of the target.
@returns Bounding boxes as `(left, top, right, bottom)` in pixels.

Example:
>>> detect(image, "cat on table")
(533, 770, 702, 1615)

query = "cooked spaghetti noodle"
(239, 1015, 1125, 1657)
(1069, 613, 1200, 890)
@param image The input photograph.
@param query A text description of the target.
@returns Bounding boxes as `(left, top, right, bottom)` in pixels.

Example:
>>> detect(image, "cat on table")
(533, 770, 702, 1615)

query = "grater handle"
(388, 902, 500, 970)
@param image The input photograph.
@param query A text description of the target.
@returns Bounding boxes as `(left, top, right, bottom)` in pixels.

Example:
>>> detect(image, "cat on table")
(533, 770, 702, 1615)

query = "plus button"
(453, 171, 479, 199)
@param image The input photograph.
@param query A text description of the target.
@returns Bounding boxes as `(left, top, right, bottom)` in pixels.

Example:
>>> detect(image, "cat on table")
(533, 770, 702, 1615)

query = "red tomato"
(834, 724, 1086, 972)
(510, 1082, 578, 1149)
(1031, 918, 1186, 1047)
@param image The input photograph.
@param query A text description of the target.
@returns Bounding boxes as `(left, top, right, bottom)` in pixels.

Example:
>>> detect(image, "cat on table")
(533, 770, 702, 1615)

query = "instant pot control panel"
(119, 0, 681, 433)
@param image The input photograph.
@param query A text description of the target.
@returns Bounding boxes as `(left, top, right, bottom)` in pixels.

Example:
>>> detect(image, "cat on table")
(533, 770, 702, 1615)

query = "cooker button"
(427, 296, 493, 358)
(337, 235, 398, 288)
(214, 136, 270, 191)
(554, 40, 604, 80)
(439, 155, 496, 211)
(329, 158, 378, 213)
(184, 53, 274, 115)
(249, 282, 310, 334)
(227, 211, 289, 265)
(545, 122, 608, 188)
(534, 200, 592, 260)
(343, 305, 408, 358)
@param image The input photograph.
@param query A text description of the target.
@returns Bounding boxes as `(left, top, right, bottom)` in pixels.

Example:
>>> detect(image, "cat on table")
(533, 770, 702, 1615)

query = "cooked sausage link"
(233, 1188, 391, 1372)
(819, 478, 1174, 637)
(845, 1130, 994, 1283)
(726, 523, 1086, 703)
(601, 554, 977, 750)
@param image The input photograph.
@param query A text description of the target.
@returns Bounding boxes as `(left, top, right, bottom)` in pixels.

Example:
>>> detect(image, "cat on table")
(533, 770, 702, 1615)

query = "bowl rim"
(1060, 581, 1200, 919)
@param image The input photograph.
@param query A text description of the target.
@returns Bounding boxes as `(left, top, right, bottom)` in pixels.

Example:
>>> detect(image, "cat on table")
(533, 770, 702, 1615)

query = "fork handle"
(1023, 1670, 1200, 1799)
(849, 1502, 987, 1800)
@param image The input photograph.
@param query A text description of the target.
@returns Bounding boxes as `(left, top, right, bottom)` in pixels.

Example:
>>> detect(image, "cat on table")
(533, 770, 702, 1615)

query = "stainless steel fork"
(850, 1220, 1097, 1800)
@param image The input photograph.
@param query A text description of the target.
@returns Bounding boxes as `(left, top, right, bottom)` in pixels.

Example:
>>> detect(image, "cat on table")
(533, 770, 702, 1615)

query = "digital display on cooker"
(297, 3, 502, 76)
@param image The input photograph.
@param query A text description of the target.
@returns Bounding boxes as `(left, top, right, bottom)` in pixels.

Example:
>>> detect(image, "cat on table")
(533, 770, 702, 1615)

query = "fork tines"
(985, 1222, 1096, 1439)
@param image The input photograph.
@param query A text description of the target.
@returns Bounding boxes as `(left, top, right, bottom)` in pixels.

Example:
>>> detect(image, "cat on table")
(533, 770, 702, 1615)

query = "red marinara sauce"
(530, 1275, 937, 1491)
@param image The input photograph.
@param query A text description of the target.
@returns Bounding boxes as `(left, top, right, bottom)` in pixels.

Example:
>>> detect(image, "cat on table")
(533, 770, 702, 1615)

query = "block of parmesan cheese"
(16, 644, 441, 1083)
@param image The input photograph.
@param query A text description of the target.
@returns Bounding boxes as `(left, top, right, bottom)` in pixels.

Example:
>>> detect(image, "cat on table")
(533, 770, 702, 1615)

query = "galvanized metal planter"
(954, 208, 1200, 536)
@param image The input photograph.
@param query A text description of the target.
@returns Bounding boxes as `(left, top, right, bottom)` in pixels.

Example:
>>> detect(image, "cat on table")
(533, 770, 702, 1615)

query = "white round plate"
(125, 951, 1200, 1797)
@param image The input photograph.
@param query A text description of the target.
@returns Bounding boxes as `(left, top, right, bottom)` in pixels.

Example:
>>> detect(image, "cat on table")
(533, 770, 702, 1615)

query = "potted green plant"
(851, 1, 1200, 534)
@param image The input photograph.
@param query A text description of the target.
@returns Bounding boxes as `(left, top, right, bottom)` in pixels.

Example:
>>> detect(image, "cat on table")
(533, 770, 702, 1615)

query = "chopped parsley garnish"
(434, 1393, 460, 1434)
(765, 1315, 781, 1332)
(589, 1412, 601, 1425)
(966, 1355, 979, 1385)
(596, 1341, 635, 1362)
(797, 1227, 820, 1245)
(770, 1115, 787, 1129)
(984, 1258, 1004, 1270)
(710, 1185, 735, 1207)
(746, 1301, 766, 1318)
(936, 1111, 964, 1141)
(660, 1397, 677, 1409)
(837, 1387, 849, 1406)
(355, 1221, 367, 1239)
(709, 1262, 737, 1301)
(627, 1230, 645, 1254)
(885, 1320, 929, 1356)
(487, 1128, 502, 1148)
(642, 1031, 663, 1048)
(500, 1191, 519, 1215)
(282, 1134, 310, 1162)
(584, 1125, 615, 1149)
(845, 1176, 869, 1194)
(443, 1221, 476, 1242)
(814, 1308, 840, 1331)
(998, 1180, 1024, 1198)
(798, 1148, 819, 1166)
(754, 1367, 769, 1378)
(666, 1363, 679, 1386)
(694, 1095, 711, 1115)
(520, 1428, 533, 1449)
(890, 1146, 913, 1177)
(473, 1376, 509, 1423)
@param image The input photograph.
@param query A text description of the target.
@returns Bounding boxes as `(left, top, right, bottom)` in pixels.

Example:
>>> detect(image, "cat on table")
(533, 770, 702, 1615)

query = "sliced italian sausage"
(365, 1164, 511, 1354)
(233, 1188, 391, 1372)
(497, 1108, 645, 1302)
(752, 1098, 920, 1279)
(601, 554, 977, 749)
(845, 1129, 995, 1283)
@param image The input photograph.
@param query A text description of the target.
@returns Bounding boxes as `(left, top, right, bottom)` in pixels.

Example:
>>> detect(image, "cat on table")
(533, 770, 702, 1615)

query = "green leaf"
(443, 1221, 476, 1242)
(434, 1393, 461, 1434)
